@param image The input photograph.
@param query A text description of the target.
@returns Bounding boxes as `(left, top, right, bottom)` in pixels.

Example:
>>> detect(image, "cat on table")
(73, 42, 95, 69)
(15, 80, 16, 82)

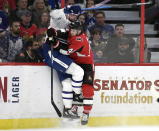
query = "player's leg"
(48, 50, 84, 87)
(81, 83, 94, 125)
(79, 64, 94, 125)
(65, 62, 84, 95)
(49, 52, 84, 118)
(51, 52, 84, 94)
(57, 72, 81, 119)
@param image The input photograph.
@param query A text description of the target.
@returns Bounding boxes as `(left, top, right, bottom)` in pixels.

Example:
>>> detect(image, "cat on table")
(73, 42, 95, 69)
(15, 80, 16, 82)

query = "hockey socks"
(82, 84, 94, 113)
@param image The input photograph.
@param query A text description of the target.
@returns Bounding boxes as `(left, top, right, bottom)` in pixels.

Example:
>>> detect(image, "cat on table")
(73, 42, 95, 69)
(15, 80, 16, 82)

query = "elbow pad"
(59, 49, 69, 55)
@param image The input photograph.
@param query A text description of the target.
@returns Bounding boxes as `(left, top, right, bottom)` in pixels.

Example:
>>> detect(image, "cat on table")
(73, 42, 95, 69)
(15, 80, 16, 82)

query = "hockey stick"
(93, 0, 112, 7)
(54, 36, 68, 44)
(82, 0, 153, 11)
(50, 47, 62, 117)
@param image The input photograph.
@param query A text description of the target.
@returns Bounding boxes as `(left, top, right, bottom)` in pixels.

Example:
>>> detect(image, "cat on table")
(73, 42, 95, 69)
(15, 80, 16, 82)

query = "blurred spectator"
(90, 28, 107, 63)
(27, 0, 34, 6)
(7, 20, 23, 62)
(89, 11, 114, 42)
(38, 11, 50, 28)
(132, 36, 151, 63)
(8, 0, 16, 10)
(0, 11, 9, 62)
(145, 0, 159, 23)
(107, 37, 135, 63)
(0, 30, 9, 62)
(35, 34, 46, 46)
(90, 28, 107, 51)
(15, 39, 43, 62)
(77, 13, 90, 36)
(36, 11, 50, 36)
(27, 0, 49, 7)
(65, 0, 75, 6)
(65, 0, 85, 8)
(86, 0, 94, 7)
(0, 0, 6, 10)
(9, 0, 28, 21)
(94, 50, 107, 63)
(145, 0, 159, 32)
(0, 0, 16, 13)
(29, 0, 50, 26)
(78, 13, 87, 25)
(106, 24, 135, 55)
(19, 9, 37, 41)
(0, 10, 9, 31)
(85, 0, 96, 28)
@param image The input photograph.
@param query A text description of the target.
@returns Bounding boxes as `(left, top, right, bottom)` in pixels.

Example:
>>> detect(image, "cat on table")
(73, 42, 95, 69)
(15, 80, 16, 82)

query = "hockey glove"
(47, 28, 57, 37)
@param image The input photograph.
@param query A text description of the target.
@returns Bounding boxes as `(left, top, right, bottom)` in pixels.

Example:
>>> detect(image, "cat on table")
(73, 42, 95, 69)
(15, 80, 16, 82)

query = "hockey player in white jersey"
(47, 5, 83, 119)
(42, 28, 84, 119)
(49, 5, 82, 30)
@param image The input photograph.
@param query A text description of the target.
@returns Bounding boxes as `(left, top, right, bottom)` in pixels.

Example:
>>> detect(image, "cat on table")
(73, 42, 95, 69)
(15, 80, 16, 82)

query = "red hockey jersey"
(67, 33, 94, 64)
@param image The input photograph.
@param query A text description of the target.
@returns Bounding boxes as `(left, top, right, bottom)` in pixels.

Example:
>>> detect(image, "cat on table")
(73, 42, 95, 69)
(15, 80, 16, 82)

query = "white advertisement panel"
(92, 66, 159, 117)
(1, 65, 159, 119)
(0, 66, 62, 119)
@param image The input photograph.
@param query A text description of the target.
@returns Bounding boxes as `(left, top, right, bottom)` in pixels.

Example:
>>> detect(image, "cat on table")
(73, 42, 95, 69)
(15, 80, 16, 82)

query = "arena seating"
(103, 2, 159, 62)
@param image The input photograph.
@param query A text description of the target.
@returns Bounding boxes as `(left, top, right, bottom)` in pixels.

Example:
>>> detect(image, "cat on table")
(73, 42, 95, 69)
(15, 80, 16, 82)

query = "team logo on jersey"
(76, 37, 82, 42)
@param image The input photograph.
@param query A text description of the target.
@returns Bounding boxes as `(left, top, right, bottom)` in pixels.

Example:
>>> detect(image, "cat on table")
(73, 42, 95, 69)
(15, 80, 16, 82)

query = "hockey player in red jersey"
(59, 21, 95, 125)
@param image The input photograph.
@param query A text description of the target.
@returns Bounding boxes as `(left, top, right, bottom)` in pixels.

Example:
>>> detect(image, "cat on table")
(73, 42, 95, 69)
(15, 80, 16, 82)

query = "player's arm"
(49, 10, 59, 29)
(46, 28, 69, 49)
(60, 37, 84, 55)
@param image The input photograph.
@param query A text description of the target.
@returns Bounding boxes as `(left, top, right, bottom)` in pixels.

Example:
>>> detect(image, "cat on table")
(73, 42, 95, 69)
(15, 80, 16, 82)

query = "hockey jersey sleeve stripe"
(48, 51, 69, 69)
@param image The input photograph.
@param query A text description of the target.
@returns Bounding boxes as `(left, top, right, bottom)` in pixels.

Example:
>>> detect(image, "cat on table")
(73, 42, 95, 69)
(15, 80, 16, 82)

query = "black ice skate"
(73, 92, 83, 106)
(63, 107, 80, 119)
(81, 113, 89, 125)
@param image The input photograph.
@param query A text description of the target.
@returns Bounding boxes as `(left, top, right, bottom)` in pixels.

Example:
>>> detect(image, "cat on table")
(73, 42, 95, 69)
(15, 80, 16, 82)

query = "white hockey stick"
(93, 0, 112, 7)
(82, 0, 153, 11)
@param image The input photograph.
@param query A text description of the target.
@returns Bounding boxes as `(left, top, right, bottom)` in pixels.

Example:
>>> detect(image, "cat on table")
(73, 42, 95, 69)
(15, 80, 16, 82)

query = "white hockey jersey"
(49, 8, 70, 30)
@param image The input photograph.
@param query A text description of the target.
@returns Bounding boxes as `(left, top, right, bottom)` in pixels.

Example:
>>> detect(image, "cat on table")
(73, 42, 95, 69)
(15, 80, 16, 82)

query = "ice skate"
(81, 113, 89, 125)
(71, 105, 78, 114)
(63, 107, 80, 119)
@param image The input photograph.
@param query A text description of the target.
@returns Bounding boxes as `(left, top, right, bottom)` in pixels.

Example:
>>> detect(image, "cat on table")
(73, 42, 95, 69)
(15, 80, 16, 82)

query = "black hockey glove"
(47, 28, 57, 37)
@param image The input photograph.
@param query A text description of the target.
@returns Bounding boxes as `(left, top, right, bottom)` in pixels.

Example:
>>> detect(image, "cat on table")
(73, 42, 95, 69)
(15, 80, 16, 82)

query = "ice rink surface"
(1, 117, 159, 131)
(1, 127, 159, 131)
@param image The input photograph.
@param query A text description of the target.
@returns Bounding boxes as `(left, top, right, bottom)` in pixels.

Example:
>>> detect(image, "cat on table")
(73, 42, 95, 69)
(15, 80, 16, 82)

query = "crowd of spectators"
(0, 0, 152, 63)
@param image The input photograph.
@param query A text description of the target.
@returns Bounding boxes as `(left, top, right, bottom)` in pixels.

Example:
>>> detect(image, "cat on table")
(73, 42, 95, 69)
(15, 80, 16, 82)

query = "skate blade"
(62, 117, 80, 123)
(61, 118, 81, 127)
(81, 121, 88, 126)
(63, 116, 80, 120)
